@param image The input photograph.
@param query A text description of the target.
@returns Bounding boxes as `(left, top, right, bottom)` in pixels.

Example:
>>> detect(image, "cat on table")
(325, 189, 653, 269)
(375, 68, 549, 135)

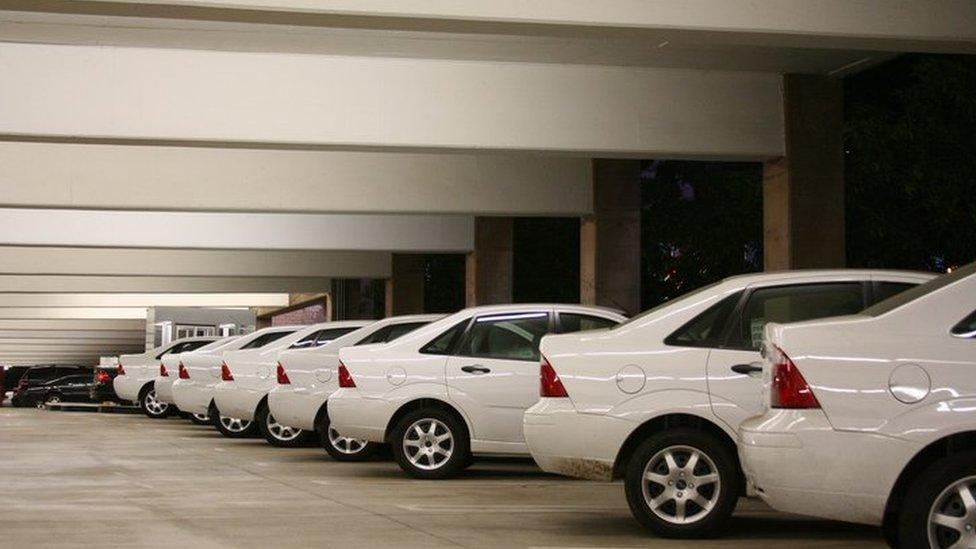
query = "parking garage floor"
(1, 408, 884, 548)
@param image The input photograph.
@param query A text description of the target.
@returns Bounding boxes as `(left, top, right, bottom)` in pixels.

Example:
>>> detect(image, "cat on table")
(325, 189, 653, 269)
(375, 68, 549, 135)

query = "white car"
(270, 314, 443, 460)
(172, 326, 299, 437)
(156, 336, 240, 425)
(214, 321, 372, 445)
(523, 270, 932, 539)
(113, 336, 219, 418)
(329, 304, 626, 479)
(739, 262, 976, 549)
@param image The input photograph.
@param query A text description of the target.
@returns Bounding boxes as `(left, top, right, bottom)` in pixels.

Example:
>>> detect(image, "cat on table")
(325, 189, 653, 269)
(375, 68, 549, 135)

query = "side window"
(356, 326, 393, 346)
(419, 320, 470, 355)
(873, 282, 917, 304)
(666, 292, 742, 347)
(951, 310, 976, 338)
(559, 314, 619, 333)
(456, 312, 550, 362)
(731, 283, 864, 350)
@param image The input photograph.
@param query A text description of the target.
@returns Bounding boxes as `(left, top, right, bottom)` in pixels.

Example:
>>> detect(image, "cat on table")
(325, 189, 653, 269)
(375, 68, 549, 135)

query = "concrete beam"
(0, 208, 473, 251)
(0, 293, 289, 308)
(0, 247, 391, 278)
(0, 142, 592, 215)
(0, 319, 145, 331)
(0, 275, 335, 294)
(0, 308, 148, 320)
(0, 43, 784, 158)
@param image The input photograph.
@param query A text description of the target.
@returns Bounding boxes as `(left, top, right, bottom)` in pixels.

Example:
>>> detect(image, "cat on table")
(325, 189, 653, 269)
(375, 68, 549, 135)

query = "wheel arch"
(136, 380, 155, 402)
(612, 412, 744, 491)
(384, 398, 472, 444)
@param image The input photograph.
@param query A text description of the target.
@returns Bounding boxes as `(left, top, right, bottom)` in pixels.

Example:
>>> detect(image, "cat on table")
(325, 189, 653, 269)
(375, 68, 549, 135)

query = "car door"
(445, 310, 552, 444)
(60, 375, 91, 401)
(706, 281, 867, 429)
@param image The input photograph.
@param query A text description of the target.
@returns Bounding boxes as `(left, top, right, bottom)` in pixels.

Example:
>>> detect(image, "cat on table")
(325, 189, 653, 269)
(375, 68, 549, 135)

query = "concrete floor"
(0, 407, 886, 548)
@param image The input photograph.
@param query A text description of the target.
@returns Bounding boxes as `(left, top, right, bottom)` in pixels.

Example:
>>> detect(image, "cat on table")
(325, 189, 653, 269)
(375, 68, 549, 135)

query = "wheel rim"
(402, 418, 453, 470)
(328, 427, 368, 454)
(40, 395, 61, 407)
(265, 413, 302, 441)
(144, 390, 168, 415)
(219, 416, 252, 433)
(192, 413, 210, 422)
(928, 475, 976, 548)
(640, 444, 722, 525)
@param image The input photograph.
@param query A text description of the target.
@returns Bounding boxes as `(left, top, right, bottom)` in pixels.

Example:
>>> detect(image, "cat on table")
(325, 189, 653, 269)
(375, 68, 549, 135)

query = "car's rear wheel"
(624, 428, 740, 539)
(141, 387, 171, 419)
(189, 413, 211, 426)
(210, 401, 257, 438)
(318, 414, 377, 461)
(40, 393, 62, 408)
(257, 402, 309, 448)
(899, 450, 976, 549)
(391, 408, 469, 479)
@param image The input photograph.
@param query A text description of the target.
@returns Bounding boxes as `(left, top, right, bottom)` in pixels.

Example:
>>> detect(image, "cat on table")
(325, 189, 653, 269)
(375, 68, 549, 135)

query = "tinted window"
(873, 282, 917, 304)
(666, 292, 742, 347)
(356, 325, 393, 346)
(951, 310, 976, 338)
(731, 283, 864, 350)
(289, 330, 322, 350)
(420, 320, 470, 355)
(157, 340, 210, 358)
(240, 330, 296, 349)
(457, 312, 550, 362)
(559, 314, 619, 333)
(316, 327, 359, 345)
(865, 261, 976, 317)
(384, 322, 429, 342)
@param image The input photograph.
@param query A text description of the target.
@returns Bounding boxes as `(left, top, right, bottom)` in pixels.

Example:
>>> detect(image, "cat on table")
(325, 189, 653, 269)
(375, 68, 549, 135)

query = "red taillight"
(770, 347, 820, 409)
(116, 364, 125, 375)
(178, 362, 190, 379)
(337, 361, 356, 388)
(540, 355, 569, 398)
(276, 362, 291, 385)
(95, 370, 110, 383)
(159, 363, 169, 377)
(220, 362, 234, 381)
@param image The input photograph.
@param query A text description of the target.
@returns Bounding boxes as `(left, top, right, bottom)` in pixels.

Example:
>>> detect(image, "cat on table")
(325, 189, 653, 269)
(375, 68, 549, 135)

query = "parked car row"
(43, 264, 972, 548)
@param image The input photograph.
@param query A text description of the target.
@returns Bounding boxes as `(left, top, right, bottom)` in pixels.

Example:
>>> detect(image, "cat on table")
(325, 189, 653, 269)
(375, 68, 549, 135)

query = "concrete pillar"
(580, 160, 642, 316)
(385, 254, 426, 316)
(764, 74, 845, 270)
(465, 217, 513, 307)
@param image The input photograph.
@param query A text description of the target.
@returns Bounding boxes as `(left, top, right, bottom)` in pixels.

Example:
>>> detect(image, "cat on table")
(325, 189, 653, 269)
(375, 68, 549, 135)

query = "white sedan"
(172, 326, 300, 437)
(523, 269, 931, 539)
(740, 262, 976, 549)
(113, 336, 218, 418)
(329, 304, 626, 479)
(156, 336, 240, 425)
(214, 321, 371, 445)
(270, 314, 442, 459)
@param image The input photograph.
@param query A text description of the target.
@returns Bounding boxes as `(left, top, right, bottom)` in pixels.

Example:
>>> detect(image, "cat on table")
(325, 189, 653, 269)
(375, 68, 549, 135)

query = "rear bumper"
(172, 380, 213, 415)
(739, 409, 918, 526)
(523, 399, 633, 481)
(268, 387, 323, 431)
(327, 389, 392, 443)
(112, 375, 145, 403)
(89, 383, 118, 403)
(155, 377, 177, 404)
(213, 382, 264, 421)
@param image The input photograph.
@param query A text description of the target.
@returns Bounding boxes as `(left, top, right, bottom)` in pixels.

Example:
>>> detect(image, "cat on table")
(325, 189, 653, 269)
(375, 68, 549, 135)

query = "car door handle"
(461, 365, 491, 374)
(731, 364, 763, 376)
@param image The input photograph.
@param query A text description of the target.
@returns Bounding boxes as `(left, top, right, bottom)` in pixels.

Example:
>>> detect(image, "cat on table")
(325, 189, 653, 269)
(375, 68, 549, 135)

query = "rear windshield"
(612, 281, 723, 330)
(240, 330, 296, 349)
(863, 262, 976, 317)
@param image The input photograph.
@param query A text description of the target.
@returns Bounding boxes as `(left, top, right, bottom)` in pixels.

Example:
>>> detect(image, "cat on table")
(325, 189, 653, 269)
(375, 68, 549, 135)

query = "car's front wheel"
(257, 402, 309, 448)
(899, 450, 976, 549)
(40, 393, 62, 408)
(624, 428, 740, 539)
(390, 408, 470, 479)
(318, 414, 378, 462)
(141, 387, 171, 419)
(210, 402, 257, 438)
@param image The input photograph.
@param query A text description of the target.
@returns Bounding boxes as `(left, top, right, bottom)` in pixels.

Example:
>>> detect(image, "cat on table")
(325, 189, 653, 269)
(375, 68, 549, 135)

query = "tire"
(140, 385, 171, 419)
(188, 412, 211, 426)
(390, 407, 470, 479)
(317, 412, 378, 462)
(210, 401, 258, 438)
(898, 450, 976, 549)
(624, 428, 740, 539)
(257, 401, 310, 448)
(40, 393, 63, 408)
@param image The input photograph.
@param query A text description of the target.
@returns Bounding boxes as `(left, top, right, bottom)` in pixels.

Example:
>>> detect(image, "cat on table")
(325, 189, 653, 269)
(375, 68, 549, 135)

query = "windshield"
(612, 281, 723, 330)
(862, 261, 976, 317)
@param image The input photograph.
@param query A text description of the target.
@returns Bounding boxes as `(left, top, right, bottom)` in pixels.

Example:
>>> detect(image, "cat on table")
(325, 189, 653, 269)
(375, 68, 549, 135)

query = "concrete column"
(386, 254, 426, 316)
(465, 217, 513, 307)
(580, 160, 642, 316)
(764, 74, 845, 270)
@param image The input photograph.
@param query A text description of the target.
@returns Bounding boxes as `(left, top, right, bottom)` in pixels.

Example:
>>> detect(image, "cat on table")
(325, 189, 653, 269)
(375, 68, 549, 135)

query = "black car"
(18, 374, 96, 408)
(10, 365, 91, 407)
(90, 366, 121, 404)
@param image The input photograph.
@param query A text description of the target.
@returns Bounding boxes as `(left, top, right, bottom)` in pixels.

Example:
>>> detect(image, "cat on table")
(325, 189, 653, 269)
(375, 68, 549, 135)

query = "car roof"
(723, 269, 934, 285)
(455, 303, 627, 317)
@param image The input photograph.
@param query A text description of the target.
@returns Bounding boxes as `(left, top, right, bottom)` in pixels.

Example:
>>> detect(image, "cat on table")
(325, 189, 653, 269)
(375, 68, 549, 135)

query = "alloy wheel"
(402, 418, 453, 470)
(928, 475, 976, 548)
(640, 445, 722, 525)
(144, 390, 168, 416)
(265, 413, 302, 442)
(328, 427, 368, 455)
(220, 416, 252, 433)
(40, 395, 61, 408)
(192, 413, 210, 422)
